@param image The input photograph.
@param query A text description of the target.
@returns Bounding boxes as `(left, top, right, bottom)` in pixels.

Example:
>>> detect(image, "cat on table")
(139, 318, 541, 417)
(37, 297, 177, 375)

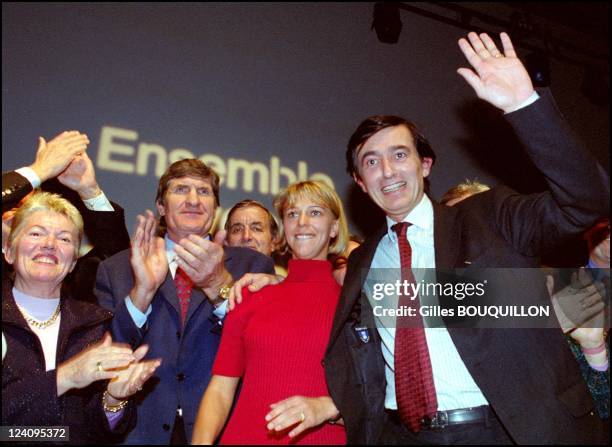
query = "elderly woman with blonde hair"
(2, 191, 160, 444)
(193, 180, 348, 445)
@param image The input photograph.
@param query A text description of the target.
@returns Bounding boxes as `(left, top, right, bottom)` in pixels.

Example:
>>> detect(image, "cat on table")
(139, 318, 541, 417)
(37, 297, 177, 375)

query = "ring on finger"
(299, 412, 305, 423)
(96, 361, 104, 372)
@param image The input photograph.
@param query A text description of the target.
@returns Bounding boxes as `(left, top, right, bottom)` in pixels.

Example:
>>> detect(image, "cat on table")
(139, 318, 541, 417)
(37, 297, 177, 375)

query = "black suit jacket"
(2, 170, 130, 303)
(324, 91, 609, 444)
(2, 170, 34, 211)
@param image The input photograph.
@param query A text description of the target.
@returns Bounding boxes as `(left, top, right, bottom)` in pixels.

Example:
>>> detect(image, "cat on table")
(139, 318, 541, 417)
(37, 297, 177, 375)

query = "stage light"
(372, 2, 402, 44)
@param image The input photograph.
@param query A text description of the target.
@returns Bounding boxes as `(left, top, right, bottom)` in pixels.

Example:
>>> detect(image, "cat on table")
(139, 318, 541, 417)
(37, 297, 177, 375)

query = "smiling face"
(156, 176, 217, 242)
(282, 198, 339, 261)
(354, 125, 432, 222)
(6, 210, 78, 298)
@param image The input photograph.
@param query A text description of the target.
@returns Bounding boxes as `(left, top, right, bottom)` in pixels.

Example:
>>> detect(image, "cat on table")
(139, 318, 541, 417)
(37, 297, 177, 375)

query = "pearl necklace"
(18, 303, 61, 329)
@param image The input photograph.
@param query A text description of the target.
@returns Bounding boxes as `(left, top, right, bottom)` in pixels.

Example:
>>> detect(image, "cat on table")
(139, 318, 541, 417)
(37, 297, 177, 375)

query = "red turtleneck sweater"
(212, 259, 346, 445)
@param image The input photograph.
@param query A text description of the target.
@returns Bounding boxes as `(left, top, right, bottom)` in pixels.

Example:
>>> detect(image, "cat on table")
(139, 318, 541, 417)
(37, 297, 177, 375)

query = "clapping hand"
(106, 344, 161, 400)
(56, 332, 136, 396)
(129, 210, 168, 312)
(174, 231, 233, 302)
(30, 131, 89, 182)
(58, 151, 102, 200)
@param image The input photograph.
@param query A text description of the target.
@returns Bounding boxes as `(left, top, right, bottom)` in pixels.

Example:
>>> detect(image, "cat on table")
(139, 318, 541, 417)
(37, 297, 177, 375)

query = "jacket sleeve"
(80, 200, 131, 260)
(63, 201, 131, 303)
(494, 89, 609, 256)
(249, 249, 275, 275)
(2, 171, 33, 213)
(94, 259, 146, 348)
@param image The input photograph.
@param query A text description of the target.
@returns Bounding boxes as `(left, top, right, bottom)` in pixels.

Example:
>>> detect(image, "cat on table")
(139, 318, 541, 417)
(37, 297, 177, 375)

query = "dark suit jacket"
(2, 171, 35, 211)
(2, 280, 135, 444)
(324, 91, 609, 444)
(95, 245, 275, 444)
(2, 170, 131, 303)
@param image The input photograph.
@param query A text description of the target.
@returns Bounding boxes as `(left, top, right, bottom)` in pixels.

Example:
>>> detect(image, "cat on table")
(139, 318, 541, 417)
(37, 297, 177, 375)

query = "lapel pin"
(354, 326, 370, 343)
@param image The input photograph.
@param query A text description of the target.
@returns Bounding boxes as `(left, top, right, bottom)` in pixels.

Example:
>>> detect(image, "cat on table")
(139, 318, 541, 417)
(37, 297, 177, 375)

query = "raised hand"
(56, 332, 136, 396)
(457, 32, 534, 113)
(106, 344, 161, 400)
(30, 131, 90, 182)
(129, 210, 168, 312)
(265, 395, 340, 438)
(57, 152, 102, 200)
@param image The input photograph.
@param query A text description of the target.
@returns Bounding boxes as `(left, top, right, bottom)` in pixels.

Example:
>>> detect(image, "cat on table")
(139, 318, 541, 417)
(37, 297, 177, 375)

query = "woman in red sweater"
(192, 180, 349, 445)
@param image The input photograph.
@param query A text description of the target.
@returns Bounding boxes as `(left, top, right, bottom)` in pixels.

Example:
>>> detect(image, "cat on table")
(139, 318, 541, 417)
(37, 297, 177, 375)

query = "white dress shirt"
(364, 194, 489, 411)
(14, 166, 114, 211)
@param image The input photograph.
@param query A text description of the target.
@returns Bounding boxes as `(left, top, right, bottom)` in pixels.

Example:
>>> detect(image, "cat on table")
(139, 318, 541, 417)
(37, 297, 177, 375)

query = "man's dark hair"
(224, 199, 280, 241)
(155, 159, 220, 235)
(346, 115, 436, 178)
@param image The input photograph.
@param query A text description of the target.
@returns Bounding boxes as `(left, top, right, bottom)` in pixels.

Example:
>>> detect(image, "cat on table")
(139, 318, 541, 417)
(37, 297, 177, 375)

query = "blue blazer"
(96, 245, 274, 444)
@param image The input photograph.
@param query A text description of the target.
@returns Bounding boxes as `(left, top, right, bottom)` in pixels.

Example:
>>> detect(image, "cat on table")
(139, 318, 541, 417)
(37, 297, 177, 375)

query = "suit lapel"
(432, 202, 477, 354)
(328, 222, 387, 348)
(185, 288, 208, 325)
(433, 201, 462, 270)
(159, 273, 182, 322)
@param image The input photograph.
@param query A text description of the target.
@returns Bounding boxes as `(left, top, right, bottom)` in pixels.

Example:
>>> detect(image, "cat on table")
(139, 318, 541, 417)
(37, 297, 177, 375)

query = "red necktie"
(174, 267, 193, 325)
(392, 222, 437, 432)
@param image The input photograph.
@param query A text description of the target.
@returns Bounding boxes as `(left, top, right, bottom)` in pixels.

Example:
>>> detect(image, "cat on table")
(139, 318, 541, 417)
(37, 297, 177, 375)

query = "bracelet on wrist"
(581, 342, 606, 356)
(103, 390, 128, 413)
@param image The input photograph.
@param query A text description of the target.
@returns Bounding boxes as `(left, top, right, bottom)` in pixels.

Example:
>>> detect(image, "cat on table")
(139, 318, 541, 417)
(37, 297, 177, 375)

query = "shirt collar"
(385, 194, 434, 241)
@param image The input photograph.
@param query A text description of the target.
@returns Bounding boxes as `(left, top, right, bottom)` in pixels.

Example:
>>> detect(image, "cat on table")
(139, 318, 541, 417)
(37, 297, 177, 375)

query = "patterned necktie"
(174, 267, 193, 325)
(392, 222, 438, 432)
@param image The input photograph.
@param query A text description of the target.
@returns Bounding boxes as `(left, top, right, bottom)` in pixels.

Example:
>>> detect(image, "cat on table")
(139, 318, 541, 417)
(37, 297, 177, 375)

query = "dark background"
(3, 3, 609, 256)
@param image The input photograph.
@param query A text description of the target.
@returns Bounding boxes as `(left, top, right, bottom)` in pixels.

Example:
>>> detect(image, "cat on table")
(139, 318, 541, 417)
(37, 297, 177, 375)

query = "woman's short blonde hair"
(8, 191, 84, 255)
(273, 180, 349, 259)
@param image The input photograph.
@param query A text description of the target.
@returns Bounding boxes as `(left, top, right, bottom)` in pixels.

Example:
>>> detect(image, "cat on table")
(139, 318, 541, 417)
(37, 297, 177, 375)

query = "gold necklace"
(18, 303, 61, 329)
